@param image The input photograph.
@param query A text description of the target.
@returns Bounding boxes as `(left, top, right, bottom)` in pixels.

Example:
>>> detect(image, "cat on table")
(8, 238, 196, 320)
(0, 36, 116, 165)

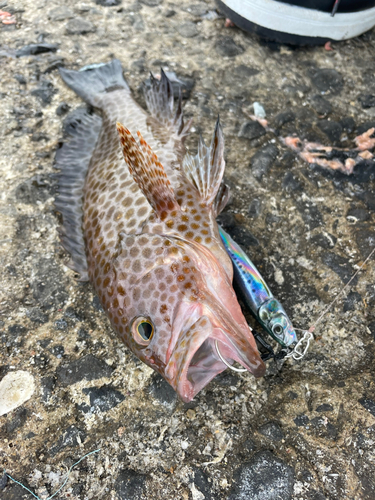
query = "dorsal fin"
(181, 118, 225, 206)
(116, 123, 180, 219)
(144, 69, 191, 138)
(213, 183, 231, 217)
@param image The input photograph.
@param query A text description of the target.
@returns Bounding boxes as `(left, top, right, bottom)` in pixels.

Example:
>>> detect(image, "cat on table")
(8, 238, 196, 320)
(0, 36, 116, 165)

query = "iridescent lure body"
(219, 227, 297, 348)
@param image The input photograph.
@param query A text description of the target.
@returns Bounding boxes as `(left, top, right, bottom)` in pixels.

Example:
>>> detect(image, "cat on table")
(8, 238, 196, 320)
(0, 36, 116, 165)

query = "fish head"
(258, 298, 297, 347)
(121, 235, 265, 403)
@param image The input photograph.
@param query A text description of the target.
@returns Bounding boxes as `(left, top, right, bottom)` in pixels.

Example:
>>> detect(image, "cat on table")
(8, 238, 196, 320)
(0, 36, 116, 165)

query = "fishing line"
(288, 245, 375, 360)
(3, 448, 101, 499)
(309, 246, 375, 331)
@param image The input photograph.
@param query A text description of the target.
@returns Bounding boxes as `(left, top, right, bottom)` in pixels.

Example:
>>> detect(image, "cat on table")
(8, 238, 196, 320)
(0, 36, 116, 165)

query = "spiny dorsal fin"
(213, 183, 231, 217)
(182, 118, 225, 206)
(144, 69, 191, 137)
(116, 123, 180, 219)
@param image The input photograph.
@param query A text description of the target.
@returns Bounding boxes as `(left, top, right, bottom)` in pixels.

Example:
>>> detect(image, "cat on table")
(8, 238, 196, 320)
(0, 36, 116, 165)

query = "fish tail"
(59, 59, 128, 107)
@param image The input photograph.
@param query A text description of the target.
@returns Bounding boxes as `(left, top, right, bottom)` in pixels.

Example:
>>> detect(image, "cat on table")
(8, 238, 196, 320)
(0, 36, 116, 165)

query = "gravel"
(1, 1, 375, 499)
(229, 451, 295, 500)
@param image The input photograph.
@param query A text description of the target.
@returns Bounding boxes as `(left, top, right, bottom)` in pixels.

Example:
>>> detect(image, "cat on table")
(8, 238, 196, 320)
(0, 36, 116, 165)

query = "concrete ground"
(0, 0, 375, 499)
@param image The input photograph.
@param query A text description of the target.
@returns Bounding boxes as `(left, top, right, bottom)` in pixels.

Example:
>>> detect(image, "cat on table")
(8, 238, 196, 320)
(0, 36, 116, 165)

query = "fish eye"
(272, 324, 284, 336)
(138, 321, 153, 340)
(132, 317, 154, 346)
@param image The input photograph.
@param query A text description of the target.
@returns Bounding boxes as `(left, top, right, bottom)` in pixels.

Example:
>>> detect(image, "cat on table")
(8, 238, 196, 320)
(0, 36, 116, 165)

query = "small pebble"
(253, 102, 266, 119)
(66, 17, 95, 35)
(0, 371, 35, 416)
(177, 22, 198, 38)
(56, 102, 70, 116)
(48, 6, 74, 21)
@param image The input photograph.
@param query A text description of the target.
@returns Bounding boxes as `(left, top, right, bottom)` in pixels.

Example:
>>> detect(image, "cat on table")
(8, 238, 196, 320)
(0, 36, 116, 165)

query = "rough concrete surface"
(0, 0, 375, 499)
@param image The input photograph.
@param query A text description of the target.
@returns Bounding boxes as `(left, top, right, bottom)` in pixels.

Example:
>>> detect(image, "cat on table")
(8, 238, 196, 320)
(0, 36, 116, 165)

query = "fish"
(219, 227, 297, 348)
(56, 59, 265, 402)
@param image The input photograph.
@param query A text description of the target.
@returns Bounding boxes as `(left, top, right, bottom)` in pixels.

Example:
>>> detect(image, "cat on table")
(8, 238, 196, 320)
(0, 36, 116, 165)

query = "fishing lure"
(219, 227, 297, 348)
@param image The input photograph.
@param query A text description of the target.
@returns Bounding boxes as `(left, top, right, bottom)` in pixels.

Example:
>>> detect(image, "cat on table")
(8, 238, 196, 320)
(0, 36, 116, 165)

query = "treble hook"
(214, 340, 247, 372)
(215, 329, 311, 374)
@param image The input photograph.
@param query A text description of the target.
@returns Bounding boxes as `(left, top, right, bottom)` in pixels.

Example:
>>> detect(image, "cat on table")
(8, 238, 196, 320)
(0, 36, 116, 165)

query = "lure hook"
(214, 340, 248, 373)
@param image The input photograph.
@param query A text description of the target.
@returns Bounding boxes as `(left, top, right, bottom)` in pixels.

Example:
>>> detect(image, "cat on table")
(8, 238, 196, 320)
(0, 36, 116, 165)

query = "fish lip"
(176, 331, 265, 403)
(166, 301, 203, 365)
(205, 300, 266, 375)
(166, 311, 265, 403)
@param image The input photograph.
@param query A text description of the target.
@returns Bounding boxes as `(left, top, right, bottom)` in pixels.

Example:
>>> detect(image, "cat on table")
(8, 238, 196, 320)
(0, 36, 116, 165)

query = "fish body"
(219, 227, 297, 348)
(56, 60, 265, 402)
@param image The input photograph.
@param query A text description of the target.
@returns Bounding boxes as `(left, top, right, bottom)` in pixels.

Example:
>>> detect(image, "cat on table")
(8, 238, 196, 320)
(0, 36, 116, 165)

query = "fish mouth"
(165, 310, 265, 403)
(163, 242, 266, 402)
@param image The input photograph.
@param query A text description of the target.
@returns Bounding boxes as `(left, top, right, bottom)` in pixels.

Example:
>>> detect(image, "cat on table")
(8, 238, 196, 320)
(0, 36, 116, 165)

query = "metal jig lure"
(219, 226, 298, 349)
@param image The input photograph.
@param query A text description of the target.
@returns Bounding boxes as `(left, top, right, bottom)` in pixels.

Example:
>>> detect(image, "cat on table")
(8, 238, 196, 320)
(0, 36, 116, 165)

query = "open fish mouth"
(165, 313, 265, 403)
(178, 337, 228, 403)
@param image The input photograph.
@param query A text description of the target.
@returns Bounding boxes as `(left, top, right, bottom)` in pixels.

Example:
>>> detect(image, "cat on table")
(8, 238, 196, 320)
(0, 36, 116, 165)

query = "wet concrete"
(0, 0, 375, 499)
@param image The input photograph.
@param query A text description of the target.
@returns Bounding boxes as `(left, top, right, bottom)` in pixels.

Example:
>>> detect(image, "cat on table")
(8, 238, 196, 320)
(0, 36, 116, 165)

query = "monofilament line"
(4, 448, 101, 500)
(309, 246, 375, 332)
(290, 246, 375, 361)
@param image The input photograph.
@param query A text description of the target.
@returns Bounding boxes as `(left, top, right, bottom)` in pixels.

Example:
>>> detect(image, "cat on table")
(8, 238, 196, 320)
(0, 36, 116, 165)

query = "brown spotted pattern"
(116, 125, 180, 217)
(73, 75, 265, 402)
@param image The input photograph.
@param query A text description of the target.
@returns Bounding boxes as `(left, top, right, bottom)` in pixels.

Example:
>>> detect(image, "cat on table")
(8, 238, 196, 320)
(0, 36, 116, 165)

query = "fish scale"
(56, 59, 265, 402)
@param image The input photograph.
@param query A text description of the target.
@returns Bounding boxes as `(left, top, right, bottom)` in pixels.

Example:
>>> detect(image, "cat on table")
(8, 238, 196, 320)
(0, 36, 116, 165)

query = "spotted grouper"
(56, 59, 265, 402)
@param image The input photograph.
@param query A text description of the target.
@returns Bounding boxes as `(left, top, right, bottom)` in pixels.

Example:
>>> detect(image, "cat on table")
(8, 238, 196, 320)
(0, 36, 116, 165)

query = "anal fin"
(55, 109, 102, 280)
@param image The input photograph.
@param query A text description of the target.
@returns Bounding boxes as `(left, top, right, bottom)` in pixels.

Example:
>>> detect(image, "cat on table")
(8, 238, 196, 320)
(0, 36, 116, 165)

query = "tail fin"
(59, 59, 128, 107)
